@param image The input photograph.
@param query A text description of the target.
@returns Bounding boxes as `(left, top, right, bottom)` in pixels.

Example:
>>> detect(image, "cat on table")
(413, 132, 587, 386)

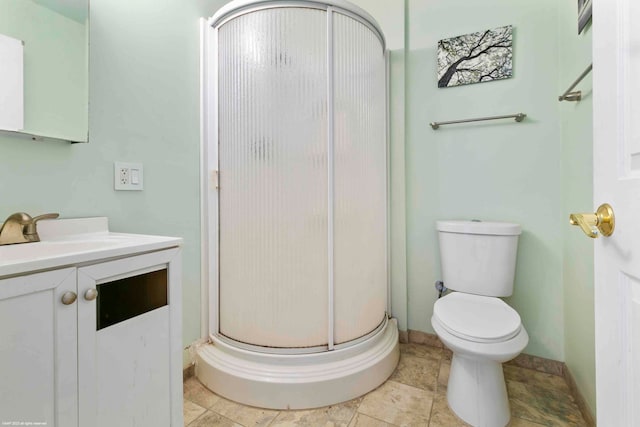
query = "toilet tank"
(437, 220, 521, 297)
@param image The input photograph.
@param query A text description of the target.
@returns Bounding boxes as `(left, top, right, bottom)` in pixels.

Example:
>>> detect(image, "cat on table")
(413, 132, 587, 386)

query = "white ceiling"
(31, 0, 87, 23)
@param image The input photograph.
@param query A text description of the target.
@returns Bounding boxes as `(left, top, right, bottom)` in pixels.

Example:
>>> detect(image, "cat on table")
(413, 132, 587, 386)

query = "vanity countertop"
(0, 217, 182, 278)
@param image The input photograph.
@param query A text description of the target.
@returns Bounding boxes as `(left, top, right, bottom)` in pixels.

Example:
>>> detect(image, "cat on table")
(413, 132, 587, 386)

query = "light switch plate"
(114, 162, 144, 191)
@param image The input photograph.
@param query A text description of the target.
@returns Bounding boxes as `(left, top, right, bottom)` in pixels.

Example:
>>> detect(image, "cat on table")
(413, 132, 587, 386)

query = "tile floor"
(183, 343, 587, 426)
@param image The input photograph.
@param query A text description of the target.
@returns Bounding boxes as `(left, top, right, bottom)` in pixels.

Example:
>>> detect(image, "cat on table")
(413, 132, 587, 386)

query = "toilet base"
(447, 355, 510, 427)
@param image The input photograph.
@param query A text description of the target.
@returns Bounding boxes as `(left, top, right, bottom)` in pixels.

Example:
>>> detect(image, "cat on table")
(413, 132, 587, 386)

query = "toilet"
(432, 220, 528, 427)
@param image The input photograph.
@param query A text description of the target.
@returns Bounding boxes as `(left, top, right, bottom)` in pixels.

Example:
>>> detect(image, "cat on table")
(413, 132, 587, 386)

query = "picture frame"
(437, 25, 513, 88)
(578, 0, 592, 34)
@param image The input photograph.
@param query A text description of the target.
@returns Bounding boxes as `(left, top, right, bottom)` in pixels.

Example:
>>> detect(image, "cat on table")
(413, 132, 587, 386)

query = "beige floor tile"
(183, 344, 586, 427)
(436, 361, 450, 389)
(184, 399, 207, 425)
(270, 398, 360, 426)
(427, 390, 470, 427)
(390, 352, 440, 392)
(210, 396, 279, 426)
(399, 343, 443, 360)
(184, 377, 223, 409)
(188, 410, 242, 427)
(348, 413, 395, 427)
(504, 365, 570, 393)
(507, 417, 547, 426)
(358, 380, 433, 426)
(507, 380, 585, 426)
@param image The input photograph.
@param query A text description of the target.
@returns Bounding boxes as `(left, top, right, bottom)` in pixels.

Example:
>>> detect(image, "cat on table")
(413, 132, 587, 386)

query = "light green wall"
(389, 48, 408, 332)
(406, 0, 565, 360)
(0, 0, 87, 141)
(558, 2, 596, 416)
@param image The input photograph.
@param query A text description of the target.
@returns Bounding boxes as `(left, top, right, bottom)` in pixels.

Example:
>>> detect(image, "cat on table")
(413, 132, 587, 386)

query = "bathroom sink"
(0, 236, 120, 263)
(0, 218, 181, 277)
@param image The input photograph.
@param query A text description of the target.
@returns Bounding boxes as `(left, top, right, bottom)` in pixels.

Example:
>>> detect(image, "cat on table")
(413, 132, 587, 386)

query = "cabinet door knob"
(84, 288, 98, 301)
(61, 291, 77, 305)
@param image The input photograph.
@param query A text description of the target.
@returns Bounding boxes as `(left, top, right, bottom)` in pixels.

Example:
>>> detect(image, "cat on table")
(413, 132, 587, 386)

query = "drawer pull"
(61, 291, 77, 305)
(84, 288, 98, 301)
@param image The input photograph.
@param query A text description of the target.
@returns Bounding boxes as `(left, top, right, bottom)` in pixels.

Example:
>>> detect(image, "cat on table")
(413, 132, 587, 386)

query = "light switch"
(131, 169, 140, 185)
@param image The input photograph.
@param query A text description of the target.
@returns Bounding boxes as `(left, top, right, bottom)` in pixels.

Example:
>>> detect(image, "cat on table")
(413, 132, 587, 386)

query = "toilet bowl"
(433, 220, 527, 427)
(432, 293, 528, 427)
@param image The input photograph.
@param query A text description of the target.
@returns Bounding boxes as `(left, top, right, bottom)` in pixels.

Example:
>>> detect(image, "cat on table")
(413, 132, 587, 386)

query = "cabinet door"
(0, 268, 78, 427)
(77, 248, 182, 427)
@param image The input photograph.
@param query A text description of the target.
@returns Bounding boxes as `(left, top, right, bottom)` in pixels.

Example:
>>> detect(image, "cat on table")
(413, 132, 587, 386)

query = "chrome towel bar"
(559, 64, 592, 102)
(430, 113, 526, 130)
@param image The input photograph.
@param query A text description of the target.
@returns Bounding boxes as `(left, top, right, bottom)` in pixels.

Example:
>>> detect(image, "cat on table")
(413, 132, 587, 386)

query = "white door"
(593, 0, 640, 424)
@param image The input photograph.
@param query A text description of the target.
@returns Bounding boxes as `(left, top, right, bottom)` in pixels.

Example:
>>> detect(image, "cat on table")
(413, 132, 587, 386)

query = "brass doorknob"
(569, 203, 615, 238)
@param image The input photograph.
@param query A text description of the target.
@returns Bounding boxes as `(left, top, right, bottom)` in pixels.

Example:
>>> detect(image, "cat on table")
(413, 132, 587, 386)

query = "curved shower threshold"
(195, 318, 399, 409)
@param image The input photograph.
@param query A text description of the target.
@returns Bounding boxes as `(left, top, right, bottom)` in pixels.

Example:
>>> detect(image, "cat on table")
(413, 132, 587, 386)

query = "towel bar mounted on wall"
(430, 113, 526, 130)
(559, 64, 592, 102)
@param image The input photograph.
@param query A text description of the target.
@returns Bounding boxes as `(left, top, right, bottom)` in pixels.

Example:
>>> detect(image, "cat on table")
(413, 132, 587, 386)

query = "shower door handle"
(211, 170, 219, 189)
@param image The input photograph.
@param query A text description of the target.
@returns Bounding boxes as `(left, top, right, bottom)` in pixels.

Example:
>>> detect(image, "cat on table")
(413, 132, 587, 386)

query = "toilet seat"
(433, 292, 521, 343)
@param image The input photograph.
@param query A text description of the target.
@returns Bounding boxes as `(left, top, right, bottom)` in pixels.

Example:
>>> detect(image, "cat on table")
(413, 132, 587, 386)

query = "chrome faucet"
(0, 212, 59, 245)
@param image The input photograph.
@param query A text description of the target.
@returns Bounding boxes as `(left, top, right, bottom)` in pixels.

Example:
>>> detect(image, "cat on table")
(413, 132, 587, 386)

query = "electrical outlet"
(119, 168, 129, 185)
(114, 162, 144, 191)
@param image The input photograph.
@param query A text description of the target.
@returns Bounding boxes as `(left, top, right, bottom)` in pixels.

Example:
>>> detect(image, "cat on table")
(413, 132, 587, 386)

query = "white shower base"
(195, 318, 399, 409)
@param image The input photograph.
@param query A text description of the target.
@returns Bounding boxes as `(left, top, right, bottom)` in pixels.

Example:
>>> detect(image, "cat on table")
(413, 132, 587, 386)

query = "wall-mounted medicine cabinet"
(0, 0, 89, 143)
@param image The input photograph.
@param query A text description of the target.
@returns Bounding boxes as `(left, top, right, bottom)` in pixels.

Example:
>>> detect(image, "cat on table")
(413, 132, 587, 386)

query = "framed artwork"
(578, 0, 592, 34)
(437, 25, 513, 88)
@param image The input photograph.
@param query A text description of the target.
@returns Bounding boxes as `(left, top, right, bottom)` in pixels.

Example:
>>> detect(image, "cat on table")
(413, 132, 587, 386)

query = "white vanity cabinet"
(0, 268, 79, 426)
(0, 218, 183, 427)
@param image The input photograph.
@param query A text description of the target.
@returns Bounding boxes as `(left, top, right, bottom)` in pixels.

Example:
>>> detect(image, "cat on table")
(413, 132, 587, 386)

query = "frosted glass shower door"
(333, 12, 387, 344)
(217, 8, 329, 348)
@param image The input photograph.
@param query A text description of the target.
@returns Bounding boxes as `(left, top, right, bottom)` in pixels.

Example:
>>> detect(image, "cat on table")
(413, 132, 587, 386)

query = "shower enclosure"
(197, 0, 399, 409)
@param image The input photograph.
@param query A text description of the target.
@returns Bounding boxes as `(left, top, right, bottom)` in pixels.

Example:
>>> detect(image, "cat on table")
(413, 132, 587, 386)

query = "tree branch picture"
(578, 0, 592, 34)
(437, 25, 513, 88)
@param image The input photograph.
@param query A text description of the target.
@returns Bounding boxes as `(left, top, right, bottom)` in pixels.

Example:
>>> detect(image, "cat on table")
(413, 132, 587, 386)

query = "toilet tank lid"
(437, 220, 521, 236)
